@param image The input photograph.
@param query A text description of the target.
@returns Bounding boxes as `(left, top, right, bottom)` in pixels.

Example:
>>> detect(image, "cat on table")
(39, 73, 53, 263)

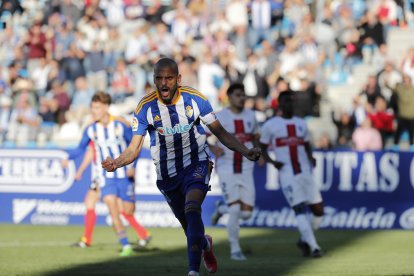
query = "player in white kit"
(259, 91, 324, 258)
(209, 83, 259, 261)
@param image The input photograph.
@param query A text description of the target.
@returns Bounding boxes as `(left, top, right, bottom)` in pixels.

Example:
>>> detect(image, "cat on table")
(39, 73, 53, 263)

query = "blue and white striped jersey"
(68, 116, 132, 179)
(133, 86, 217, 180)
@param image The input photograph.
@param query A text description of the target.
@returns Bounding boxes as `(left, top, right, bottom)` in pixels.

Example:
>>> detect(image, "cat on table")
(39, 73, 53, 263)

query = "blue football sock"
(117, 230, 129, 246)
(185, 201, 205, 272)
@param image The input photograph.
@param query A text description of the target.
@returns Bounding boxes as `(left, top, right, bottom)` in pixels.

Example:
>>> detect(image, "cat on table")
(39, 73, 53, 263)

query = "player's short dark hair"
(92, 92, 111, 105)
(154, 57, 179, 75)
(227, 83, 245, 96)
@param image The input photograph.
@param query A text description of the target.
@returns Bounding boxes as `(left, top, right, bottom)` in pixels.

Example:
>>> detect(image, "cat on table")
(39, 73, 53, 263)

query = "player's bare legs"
(103, 195, 132, 256)
(118, 199, 151, 246)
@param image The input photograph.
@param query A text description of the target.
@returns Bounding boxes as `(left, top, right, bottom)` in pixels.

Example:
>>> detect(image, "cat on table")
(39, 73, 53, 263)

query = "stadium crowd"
(0, 0, 414, 150)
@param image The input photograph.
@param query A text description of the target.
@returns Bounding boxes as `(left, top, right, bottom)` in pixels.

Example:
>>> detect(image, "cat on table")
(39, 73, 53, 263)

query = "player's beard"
(159, 83, 178, 104)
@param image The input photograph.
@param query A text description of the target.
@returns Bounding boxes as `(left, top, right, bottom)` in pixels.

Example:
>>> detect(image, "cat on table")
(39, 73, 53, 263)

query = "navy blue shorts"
(157, 160, 211, 220)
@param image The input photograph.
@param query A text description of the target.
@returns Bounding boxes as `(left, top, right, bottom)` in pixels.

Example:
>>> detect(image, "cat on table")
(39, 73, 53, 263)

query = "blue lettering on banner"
(1, 149, 414, 229)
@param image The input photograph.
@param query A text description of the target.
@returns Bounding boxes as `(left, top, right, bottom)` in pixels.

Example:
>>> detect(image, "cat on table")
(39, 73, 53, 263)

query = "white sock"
(311, 215, 323, 230)
(296, 214, 320, 251)
(227, 204, 241, 254)
(240, 210, 252, 220)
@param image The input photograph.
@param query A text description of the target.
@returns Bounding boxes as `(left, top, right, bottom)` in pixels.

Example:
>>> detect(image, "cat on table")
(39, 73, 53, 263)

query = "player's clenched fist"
(246, 147, 261, 161)
(102, 157, 117, 172)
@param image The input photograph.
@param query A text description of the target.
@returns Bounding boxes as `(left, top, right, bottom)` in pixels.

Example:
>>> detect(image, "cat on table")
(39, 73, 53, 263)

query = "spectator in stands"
(198, 51, 225, 109)
(399, 47, 414, 83)
(352, 117, 383, 151)
(31, 57, 50, 98)
(391, 74, 414, 150)
(243, 52, 269, 112)
(110, 59, 134, 103)
(360, 74, 383, 108)
(372, 44, 390, 73)
(84, 41, 107, 93)
(368, 96, 394, 148)
(358, 12, 385, 63)
(343, 28, 363, 76)
(249, 0, 273, 48)
(23, 21, 51, 77)
(61, 43, 86, 84)
(47, 80, 71, 126)
(71, 76, 93, 124)
(377, 60, 402, 102)
(0, 89, 12, 142)
(314, 132, 334, 150)
(332, 109, 356, 148)
(8, 91, 40, 145)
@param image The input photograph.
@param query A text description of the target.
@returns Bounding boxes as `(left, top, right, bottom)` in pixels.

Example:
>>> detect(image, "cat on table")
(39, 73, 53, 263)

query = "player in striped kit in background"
(259, 91, 325, 258)
(102, 58, 261, 276)
(208, 83, 260, 261)
(65, 92, 150, 256)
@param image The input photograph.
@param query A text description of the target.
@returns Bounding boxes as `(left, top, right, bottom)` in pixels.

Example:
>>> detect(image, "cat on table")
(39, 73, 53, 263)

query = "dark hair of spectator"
(227, 83, 245, 96)
(278, 91, 295, 102)
(92, 92, 111, 105)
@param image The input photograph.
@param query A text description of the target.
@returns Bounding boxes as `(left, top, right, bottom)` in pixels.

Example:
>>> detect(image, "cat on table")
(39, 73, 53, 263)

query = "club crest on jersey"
(132, 117, 138, 131)
(185, 105, 193, 118)
(193, 164, 206, 179)
(154, 115, 161, 122)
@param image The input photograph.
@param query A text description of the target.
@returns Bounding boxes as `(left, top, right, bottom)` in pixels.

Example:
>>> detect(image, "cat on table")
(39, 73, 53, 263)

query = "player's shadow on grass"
(44, 228, 367, 276)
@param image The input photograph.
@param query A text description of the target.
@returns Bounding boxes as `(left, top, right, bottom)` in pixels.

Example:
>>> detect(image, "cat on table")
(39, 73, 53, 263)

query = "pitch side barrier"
(1, 148, 414, 230)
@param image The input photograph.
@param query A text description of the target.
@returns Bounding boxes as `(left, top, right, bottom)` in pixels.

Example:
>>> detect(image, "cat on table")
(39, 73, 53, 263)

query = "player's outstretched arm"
(207, 120, 261, 161)
(102, 135, 145, 172)
(259, 142, 284, 169)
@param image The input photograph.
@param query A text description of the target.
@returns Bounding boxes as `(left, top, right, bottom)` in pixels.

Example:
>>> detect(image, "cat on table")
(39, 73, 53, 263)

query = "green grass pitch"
(0, 225, 413, 276)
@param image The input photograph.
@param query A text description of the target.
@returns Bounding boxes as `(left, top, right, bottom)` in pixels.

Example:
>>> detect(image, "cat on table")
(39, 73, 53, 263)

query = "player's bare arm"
(259, 142, 284, 169)
(102, 135, 144, 172)
(207, 120, 261, 161)
(75, 146, 94, 181)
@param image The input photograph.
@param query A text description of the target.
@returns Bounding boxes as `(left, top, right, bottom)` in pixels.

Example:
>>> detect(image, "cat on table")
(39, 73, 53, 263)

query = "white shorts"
(279, 172, 322, 207)
(217, 171, 255, 206)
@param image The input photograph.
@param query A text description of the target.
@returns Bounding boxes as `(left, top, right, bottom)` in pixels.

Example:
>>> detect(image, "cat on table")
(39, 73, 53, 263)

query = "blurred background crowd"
(0, 0, 414, 151)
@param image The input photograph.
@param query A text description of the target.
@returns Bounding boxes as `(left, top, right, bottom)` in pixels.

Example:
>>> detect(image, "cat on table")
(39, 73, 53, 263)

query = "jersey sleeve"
(197, 97, 217, 125)
(252, 111, 260, 135)
(132, 105, 149, 136)
(303, 121, 310, 142)
(121, 121, 133, 144)
(259, 120, 272, 145)
(67, 127, 91, 159)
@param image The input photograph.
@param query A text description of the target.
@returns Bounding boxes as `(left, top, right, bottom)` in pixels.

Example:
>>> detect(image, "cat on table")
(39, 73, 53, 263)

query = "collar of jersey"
(156, 87, 181, 106)
(97, 114, 114, 125)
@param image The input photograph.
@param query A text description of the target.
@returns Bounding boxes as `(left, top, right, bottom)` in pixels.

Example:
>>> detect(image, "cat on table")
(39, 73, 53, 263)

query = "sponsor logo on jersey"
(132, 117, 138, 131)
(185, 105, 193, 118)
(156, 122, 194, 136)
